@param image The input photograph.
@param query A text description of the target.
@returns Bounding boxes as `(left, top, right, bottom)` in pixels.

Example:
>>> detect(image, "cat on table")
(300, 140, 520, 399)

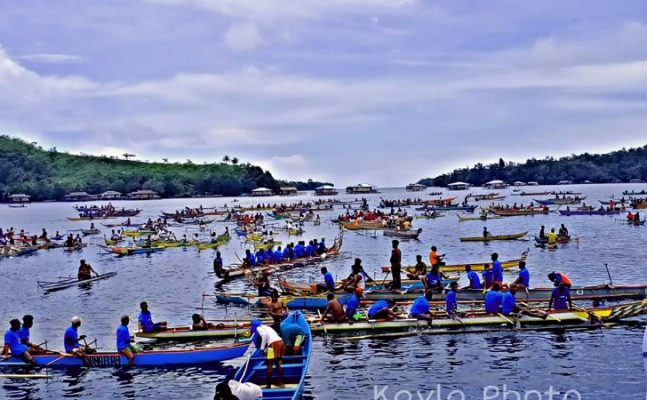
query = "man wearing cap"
(117, 315, 137, 367)
(64, 316, 90, 365)
(250, 320, 284, 389)
(2, 319, 35, 365)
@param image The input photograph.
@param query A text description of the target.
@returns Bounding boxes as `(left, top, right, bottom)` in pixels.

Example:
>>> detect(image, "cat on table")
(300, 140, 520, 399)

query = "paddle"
(604, 263, 614, 287)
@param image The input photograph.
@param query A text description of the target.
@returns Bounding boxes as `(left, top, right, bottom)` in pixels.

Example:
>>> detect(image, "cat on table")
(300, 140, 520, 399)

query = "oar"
(604, 263, 614, 286)
(497, 313, 520, 329)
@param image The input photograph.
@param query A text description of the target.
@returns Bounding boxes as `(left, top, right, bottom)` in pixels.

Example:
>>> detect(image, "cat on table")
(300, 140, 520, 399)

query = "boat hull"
(460, 232, 527, 242)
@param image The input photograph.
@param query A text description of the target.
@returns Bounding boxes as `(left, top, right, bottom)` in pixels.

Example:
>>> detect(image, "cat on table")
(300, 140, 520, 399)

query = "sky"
(1, 1, 647, 187)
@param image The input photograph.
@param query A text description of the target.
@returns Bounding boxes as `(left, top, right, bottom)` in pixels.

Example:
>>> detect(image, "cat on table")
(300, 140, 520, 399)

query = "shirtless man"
(78, 259, 98, 280)
(267, 291, 288, 333)
(320, 293, 346, 322)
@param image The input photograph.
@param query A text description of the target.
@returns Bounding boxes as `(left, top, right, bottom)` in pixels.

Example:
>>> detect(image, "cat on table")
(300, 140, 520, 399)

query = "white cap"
(71, 316, 81, 324)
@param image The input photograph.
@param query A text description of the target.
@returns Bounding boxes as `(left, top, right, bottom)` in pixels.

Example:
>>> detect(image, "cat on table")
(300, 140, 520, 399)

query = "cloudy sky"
(1, 1, 647, 186)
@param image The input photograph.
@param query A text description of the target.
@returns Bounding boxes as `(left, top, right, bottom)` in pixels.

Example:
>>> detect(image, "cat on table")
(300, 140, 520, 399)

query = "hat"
(250, 319, 263, 334)
(71, 316, 81, 324)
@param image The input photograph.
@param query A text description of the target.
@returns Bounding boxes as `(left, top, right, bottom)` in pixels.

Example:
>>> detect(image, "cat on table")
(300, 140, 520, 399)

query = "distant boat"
(8, 204, 26, 208)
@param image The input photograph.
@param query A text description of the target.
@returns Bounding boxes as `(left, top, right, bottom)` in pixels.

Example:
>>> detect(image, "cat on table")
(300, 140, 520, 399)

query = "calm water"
(1, 183, 646, 399)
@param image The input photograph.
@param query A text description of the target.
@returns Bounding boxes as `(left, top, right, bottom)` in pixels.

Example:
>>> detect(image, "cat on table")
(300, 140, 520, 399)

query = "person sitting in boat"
(547, 228, 558, 246)
(446, 281, 459, 318)
(428, 246, 445, 267)
(484, 282, 503, 314)
(318, 238, 327, 254)
(463, 265, 482, 290)
(110, 230, 121, 241)
(74, 234, 83, 245)
(548, 283, 572, 311)
(2, 319, 36, 365)
(138, 302, 167, 333)
(511, 261, 530, 289)
(548, 272, 572, 288)
(367, 299, 400, 321)
(538, 225, 546, 240)
(315, 267, 336, 293)
(40, 228, 48, 241)
(64, 316, 91, 365)
(18, 315, 43, 353)
(116, 315, 138, 367)
(267, 291, 288, 333)
(345, 288, 363, 322)
(501, 285, 518, 316)
(627, 211, 635, 221)
(409, 290, 434, 322)
(340, 260, 365, 293)
(321, 293, 346, 323)
(304, 241, 314, 257)
(243, 249, 257, 269)
(482, 227, 490, 238)
(191, 314, 216, 331)
(424, 265, 448, 292)
(78, 259, 99, 280)
(255, 270, 275, 296)
(407, 255, 427, 280)
(481, 263, 494, 289)
(558, 224, 569, 238)
(250, 319, 285, 389)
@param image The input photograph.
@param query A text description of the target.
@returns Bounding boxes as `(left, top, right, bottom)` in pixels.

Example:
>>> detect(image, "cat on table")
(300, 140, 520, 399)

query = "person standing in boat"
(548, 283, 572, 311)
(78, 259, 99, 280)
(267, 291, 288, 333)
(250, 320, 285, 389)
(138, 302, 167, 333)
(2, 319, 35, 365)
(491, 253, 503, 284)
(446, 281, 459, 318)
(390, 240, 402, 291)
(117, 315, 138, 367)
(483, 226, 490, 238)
(409, 290, 434, 322)
(548, 272, 572, 288)
(213, 251, 224, 276)
(482, 263, 494, 289)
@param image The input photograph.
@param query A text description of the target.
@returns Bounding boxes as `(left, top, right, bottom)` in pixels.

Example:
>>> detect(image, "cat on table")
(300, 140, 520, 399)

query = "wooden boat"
(66, 216, 116, 221)
(122, 230, 156, 237)
(457, 214, 502, 222)
(37, 242, 62, 250)
(136, 322, 257, 341)
(341, 221, 384, 230)
(81, 229, 100, 236)
(460, 231, 527, 242)
(232, 311, 311, 399)
(490, 208, 549, 216)
(518, 191, 551, 196)
(559, 210, 620, 216)
(150, 240, 193, 248)
(416, 205, 477, 212)
(196, 237, 231, 250)
(415, 212, 445, 219)
(8, 204, 26, 208)
(534, 235, 570, 245)
(623, 190, 647, 196)
(3, 342, 249, 368)
(404, 249, 529, 273)
(0, 246, 38, 257)
(535, 197, 585, 205)
(38, 272, 118, 292)
(63, 244, 87, 252)
(99, 245, 165, 256)
(382, 228, 422, 240)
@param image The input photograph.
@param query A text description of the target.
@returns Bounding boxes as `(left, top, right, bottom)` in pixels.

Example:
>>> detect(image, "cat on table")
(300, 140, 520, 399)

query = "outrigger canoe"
(341, 222, 384, 230)
(232, 311, 311, 399)
(460, 231, 527, 242)
(402, 250, 529, 273)
(489, 208, 549, 217)
(382, 228, 422, 240)
(38, 272, 118, 292)
(99, 245, 165, 256)
(457, 214, 502, 222)
(559, 210, 621, 216)
(3, 342, 249, 368)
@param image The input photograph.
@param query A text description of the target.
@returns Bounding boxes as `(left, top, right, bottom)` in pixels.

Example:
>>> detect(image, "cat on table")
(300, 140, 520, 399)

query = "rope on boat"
(605, 301, 647, 321)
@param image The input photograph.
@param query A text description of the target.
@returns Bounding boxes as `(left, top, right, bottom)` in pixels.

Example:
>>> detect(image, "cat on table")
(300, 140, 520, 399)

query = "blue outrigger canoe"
(232, 311, 311, 400)
(2, 342, 249, 368)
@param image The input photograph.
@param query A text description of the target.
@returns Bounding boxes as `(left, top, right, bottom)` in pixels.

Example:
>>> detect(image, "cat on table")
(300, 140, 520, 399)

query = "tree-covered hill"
(0, 136, 325, 200)
(419, 145, 647, 187)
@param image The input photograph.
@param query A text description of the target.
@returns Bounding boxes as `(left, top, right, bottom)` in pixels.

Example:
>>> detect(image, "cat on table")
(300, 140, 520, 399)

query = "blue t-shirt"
(502, 291, 516, 315)
(410, 296, 430, 316)
(246, 253, 257, 267)
(138, 311, 155, 333)
(17, 327, 30, 343)
(255, 251, 265, 264)
(484, 291, 503, 313)
(282, 248, 290, 259)
(319, 242, 326, 253)
(518, 268, 530, 287)
(116, 325, 131, 351)
(305, 245, 313, 257)
(368, 300, 389, 318)
(425, 272, 442, 287)
(467, 271, 481, 289)
(345, 295, 360, 318)
(4, 330, 27, 356)
(445, 290, 457, 316)
(482, 270, 494, 288)
(552, 287, 570, 309)
(492, 260, 503, 282)
(64, 326, 79, 352)
(274, 251, 283, 263)
(294, 245, 305, 258)
(323, 272, 335, 291)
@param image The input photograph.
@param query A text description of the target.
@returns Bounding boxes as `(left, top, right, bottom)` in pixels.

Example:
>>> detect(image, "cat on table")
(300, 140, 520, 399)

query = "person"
(484, 282, 503, 314)
(424, 265, 447, 292)
(116, 315, 137, 367)
(410, 290, 434, 322)
(512, 261, 530, 289)
(627, 211, 634, 222)
(213, 251, 224, 275)
(538, 225, 546, 240)
(559, 224, 569, 237)
(267, 291, 288, 333)
(367, 299, 399, 320)
(2, 319, 35, 365)
(280, 314, 307, 355)
(491, 253, 503, 283)
(17, 315, 42, 353)
(74, 234, 83, 245)
(549, 284, 572, 310)
(445, 281, 459, 317)
(482, 263, 494, 289)
(548, 272, 572, 288)
(192, 314, 216, 330)
(78, 259, 99, 280)
(483, 227, 489, 238)
(64, 316, 90, 365)
(390, 240, 402, 291)
(243, 249, 256, 268)
(463, 265, 482, 290)
(256, 270, 274, 296)
(250, 320, 284, 389)
(138, 302, 167, 333)
(320, 293, 346, 322)
(428, 246, 445, 267)
(64, 234, 74, 247)
(547, 228, 558, 246)
(407, 255, 427, 280)
(315, 266, 335, 293)
(214, 381, 240, 400)
(501, 286, 517, 316)
(345, 288, 363, 322)
(340, 260, 365, 293)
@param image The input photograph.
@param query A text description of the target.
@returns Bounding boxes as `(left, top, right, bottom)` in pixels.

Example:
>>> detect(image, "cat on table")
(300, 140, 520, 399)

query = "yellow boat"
(404, 249, 529, 273)
(341, 221, 384, 230)
(460, 231, 528, 242)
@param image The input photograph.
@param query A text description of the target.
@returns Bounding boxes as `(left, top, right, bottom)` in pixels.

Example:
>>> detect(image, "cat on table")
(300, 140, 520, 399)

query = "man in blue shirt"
(513, 261, 530, 289)
(549, 284, 572, 311)
(484, 282, 503, 314)
(244, 249, 257, 268)
(64, 316, 90, 365)
(445, 281, 459, 318)
(315, 267, 336, 292)
(255, 249, 266, 265)
(463, 265, 482, 290)
(501, 286, 518, 316)
(491, 253, 503, 283)
(482, 263, 494, 289)
(410, 290, 434, 322)
(2, 319, 34, 365)
(294, 241, 305, 258)
(305, 241, 314, 257)
(274, 246, 283, 264)
(345, 288, 363, 322)
(318, 238, 327, 254)
(138, 302, 167, 333)
(368, 299, 398, 320)
(117, 315, 137, 367)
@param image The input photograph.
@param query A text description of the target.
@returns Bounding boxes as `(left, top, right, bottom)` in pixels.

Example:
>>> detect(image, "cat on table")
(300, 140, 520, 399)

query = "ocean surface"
(1, 183, 646, 399)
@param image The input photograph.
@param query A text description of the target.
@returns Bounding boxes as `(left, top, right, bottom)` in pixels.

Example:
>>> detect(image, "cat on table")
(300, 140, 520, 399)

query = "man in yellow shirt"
(547, 228, 558, 246)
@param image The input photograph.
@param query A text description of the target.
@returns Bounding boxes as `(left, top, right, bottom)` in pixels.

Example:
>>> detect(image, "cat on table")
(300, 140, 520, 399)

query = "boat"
(415, 212, 445, 219)
(99, 245, 165, 256)
(518, 191, 551, 196)
(457, 214, 502, 222)
(623, 190, 647, 196)
(459, 231, 527, 242)
(3, 342, 250, 368)
(416, 205, 477, 212)
(0, 246, 38, 257)
(559, 210, 620, 216)
(8, 204, 26, 208)
(196, 235, 231, 251)
(122, 230, 156, 237)
(232, 311, 311, 399)
(382, 228, 422, 240)
(38, 272, 118, 292)
(341, 221, 384, 230)
(66, 216, 117, 221)
(489, 208, 549, 217)
(63, 244, 87, 252)
(534, 235, 570, 245)
(81, 229, 100, 236)
(403, 249, 529, 273)
(136, 322, 257, 341)
(535, 197, 585, 205)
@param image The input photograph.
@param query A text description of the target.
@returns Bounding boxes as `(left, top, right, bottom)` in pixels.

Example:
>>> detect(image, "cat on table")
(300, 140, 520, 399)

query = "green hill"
(0, 136, 328, 200)
(419, 145, 647, 187)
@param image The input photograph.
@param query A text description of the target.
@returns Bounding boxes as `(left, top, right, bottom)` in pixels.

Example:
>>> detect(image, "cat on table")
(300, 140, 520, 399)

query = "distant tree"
(231, 157, 239, 165)
(498, 158, 505, 169)
(222, 155, 230, 163)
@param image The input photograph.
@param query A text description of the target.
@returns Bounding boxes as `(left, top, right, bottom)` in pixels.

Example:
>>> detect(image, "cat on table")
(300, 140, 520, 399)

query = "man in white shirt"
(250, 320, 284, 388)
